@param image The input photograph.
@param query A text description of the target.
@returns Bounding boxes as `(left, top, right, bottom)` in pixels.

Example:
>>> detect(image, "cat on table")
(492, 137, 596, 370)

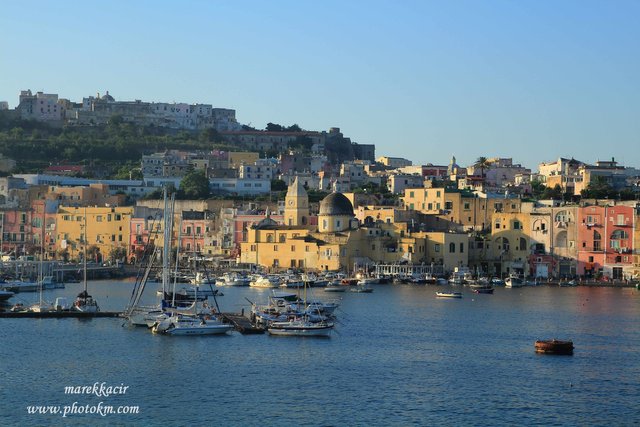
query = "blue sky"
(2, 0, 639, 169)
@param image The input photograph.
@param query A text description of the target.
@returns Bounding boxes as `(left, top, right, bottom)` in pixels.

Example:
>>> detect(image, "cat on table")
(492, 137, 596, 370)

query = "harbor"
(1, 278, 639, 426)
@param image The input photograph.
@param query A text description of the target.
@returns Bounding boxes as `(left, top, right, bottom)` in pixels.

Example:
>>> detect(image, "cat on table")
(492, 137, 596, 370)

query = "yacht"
(250, 275, 281, 288)
(267, 316, 334, 337)
(151, 313, 233, 335)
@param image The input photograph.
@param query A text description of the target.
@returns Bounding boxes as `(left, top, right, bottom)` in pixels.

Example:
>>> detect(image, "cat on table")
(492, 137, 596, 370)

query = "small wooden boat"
(436, 292, 462, 298)
(534, 339, 574, 355)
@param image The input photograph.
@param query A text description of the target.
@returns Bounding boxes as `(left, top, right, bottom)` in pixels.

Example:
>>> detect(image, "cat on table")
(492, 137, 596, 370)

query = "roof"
(319, 192, 354, 217)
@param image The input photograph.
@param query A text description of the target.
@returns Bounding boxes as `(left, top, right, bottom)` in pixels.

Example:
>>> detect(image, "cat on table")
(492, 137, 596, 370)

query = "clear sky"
(2, 0, 639, 170)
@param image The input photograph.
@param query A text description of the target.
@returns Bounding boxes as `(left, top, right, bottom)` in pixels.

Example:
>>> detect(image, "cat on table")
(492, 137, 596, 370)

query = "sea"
(1, 280, 639, 426)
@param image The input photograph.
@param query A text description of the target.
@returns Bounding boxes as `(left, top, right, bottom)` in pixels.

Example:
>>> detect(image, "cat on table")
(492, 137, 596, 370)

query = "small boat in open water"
(436, 292, 462, 298)
(534, 339, 574, 355)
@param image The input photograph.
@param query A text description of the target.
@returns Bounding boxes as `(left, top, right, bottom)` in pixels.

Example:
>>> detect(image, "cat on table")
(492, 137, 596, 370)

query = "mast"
(83, 206, 88, 294)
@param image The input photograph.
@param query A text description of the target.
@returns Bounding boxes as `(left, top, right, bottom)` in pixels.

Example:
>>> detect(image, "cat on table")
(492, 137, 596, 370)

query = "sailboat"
(72, 208, 99, 312)
(28, 207, 54, 312)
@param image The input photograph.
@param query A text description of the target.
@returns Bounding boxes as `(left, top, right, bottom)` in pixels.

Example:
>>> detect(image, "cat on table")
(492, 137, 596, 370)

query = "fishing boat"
(534, 339, 574, 355)
(436, 291, 462, 298)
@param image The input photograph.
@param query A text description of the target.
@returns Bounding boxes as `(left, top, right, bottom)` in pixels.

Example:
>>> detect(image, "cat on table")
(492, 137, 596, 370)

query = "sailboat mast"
(83, 207, 88, 293)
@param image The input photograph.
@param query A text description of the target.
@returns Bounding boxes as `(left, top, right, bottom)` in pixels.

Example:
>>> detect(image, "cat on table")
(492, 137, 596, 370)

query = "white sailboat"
(73, 208, 99, 313)
(28, 209, 54, 312)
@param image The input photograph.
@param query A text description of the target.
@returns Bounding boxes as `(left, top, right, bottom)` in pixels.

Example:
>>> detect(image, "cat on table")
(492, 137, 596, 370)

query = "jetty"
(220, 312, 264, 334)
(0, 311, 121, 319)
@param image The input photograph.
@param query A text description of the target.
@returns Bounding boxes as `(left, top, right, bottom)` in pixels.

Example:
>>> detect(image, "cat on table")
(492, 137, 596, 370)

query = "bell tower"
(284, 177, 309, 226)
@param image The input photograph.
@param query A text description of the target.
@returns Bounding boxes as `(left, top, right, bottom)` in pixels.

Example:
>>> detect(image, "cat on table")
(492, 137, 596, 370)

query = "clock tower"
(284, 177, 309, 226)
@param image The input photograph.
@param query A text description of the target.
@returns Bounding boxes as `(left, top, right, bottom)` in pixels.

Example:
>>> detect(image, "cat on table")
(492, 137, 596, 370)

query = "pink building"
(577, 205, 634, 279)
(1, 208, 33, 257)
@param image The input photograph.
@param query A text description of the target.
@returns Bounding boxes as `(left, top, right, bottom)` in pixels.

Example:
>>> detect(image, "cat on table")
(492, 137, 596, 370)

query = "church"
(240, 177, 468, 272)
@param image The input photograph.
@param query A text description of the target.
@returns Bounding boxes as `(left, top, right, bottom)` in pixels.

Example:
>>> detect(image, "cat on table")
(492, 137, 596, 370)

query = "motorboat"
(324, 282, 347, 292)
(558, 280, 577, 287)
(436, 292, 462, 298)
(2, 279, 39, 293)
(190, 272, 217, 286)
(250, 275, 281, 288)
(472, 287, 494, 294)
(504, 274, 524, 288)
(267, 316, 334, 337)
(219, 272, 250, 286)
(151, 313, 233, 335)
(350, 285, 373, 293)
(491, 277, 505, 286)
(39, 276, 64, 290)
(534, 339, 574, 355)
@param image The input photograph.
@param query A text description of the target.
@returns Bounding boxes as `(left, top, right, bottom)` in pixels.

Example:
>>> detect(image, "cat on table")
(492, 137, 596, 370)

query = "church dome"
(319, 192, 354, 217)
(101, 91, 115, 102)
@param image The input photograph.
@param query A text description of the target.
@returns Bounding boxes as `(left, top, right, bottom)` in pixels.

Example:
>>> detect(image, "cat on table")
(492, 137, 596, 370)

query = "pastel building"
(576, 204, 634, 279)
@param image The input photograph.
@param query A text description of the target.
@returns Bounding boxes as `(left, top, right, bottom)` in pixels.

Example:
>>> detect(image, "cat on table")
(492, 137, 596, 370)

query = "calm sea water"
(1, 280, 639, 426)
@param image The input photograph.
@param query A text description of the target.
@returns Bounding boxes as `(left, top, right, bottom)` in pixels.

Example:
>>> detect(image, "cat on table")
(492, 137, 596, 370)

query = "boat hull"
(535, 340, 574, 355)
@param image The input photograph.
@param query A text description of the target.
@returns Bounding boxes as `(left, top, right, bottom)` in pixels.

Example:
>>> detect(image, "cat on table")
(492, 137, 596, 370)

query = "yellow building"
(241, 187, 471, 273)
(56, 206, 133, 262)
(228, 152, 259, 169)
(402, 188, 522, 232)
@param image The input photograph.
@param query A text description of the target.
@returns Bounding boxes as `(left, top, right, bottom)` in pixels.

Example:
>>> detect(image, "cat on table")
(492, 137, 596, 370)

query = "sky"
(2, 0, 639, 170)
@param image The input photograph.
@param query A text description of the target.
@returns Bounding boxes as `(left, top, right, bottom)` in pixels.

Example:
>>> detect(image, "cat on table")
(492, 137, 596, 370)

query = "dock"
(0, 311, 122, 319)
(220, 313, 264, 334)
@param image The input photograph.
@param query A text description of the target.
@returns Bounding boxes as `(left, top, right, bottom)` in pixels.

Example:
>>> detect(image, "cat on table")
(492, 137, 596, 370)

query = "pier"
(220, 312, 265, 334)
(0, 311, 122, 319)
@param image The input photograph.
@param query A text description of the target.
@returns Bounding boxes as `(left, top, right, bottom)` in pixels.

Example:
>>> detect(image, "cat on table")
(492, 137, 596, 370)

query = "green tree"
(581, 176, 615, 199)
(266, 122, 284, 132)
(474, 156, 491, 180)
(531, 179, 546, 198)
(271, 179, 287, 191)
(178, 169, 210, 199)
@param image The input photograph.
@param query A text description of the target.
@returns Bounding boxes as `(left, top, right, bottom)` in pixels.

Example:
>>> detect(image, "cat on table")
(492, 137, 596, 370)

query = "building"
(377, 157, 412, 168)
(576, 204, 634, 279)
(55, 206, 133, 262)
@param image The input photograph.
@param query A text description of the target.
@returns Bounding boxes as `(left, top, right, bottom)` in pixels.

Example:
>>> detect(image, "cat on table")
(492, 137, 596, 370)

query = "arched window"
(266, 234, 273, 243)
(610, 230, 628, 240)
(519, 237, 527, 251)
(279, 234, 286, 243)
(497, 237, 510, 252)
(449, 243, 455, 253)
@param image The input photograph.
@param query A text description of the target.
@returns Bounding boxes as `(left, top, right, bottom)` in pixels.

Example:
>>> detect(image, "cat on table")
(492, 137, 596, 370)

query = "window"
(97, 216, 102, 222)
(459, 243, 464, 253)
(449, 243, 455, 253)
(464, 202, 470, 210)
(513, 220, 521, 230)
(273, 245, 278, 251)
(279, 234, 286, 243)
